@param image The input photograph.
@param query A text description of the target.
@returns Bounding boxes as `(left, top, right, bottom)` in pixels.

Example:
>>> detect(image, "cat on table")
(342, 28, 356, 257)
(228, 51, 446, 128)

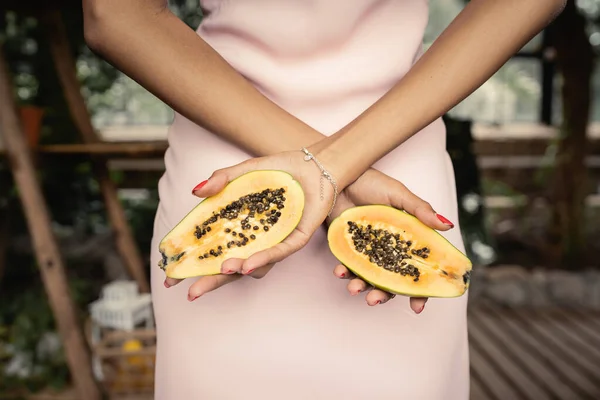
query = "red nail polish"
(374, 300, 381, 305)
(192, 180, 208, 194)
(164, 281, 170, 288)
(245, 268, 255, 275)
(417, 305, 425, 314)
(436, 213, 454, 228)
(188, 293, 199, 302)
(340, 273, 346, 278)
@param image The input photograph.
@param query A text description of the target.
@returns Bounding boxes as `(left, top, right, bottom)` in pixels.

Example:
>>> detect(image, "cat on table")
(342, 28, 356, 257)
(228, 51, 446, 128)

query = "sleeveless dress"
(150, 1, 470, 398)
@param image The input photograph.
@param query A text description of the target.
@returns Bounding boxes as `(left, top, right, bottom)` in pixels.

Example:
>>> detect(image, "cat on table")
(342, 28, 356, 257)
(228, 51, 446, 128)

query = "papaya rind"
(159, 169, 305, 279)
(327, 204, 472, 298)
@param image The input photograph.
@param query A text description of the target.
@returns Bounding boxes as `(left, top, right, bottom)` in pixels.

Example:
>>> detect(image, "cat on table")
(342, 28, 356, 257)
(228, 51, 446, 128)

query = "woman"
(83, 0, 565, 398)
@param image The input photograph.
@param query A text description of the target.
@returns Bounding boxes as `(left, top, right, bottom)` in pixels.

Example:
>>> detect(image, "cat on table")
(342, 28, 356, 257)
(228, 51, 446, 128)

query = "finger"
(164, 277, 183, 288)
(246, 263, 275, 279)
(188, 274, 243, 301)
(241, 229, 309, 274)
(347, 278, 370, 296)
(365, 289, 394, 306)
(191, 159, 259, 198)
(409, 297, 428, 314)
(221, 256, 274, 279)
(333, 264, 355, 280)
(220, 258, 245, 274)
(387, 182, 455, 231)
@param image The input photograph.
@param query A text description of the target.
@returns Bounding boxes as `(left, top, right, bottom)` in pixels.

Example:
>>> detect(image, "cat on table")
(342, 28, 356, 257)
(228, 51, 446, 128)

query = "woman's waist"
(162, 114, 449, 190)
(196, 18, 426, 111)
(166, 110, 447, 153)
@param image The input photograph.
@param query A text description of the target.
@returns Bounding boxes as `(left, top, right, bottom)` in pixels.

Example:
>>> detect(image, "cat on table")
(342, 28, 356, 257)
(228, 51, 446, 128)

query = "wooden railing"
(2, 135, 599, 198)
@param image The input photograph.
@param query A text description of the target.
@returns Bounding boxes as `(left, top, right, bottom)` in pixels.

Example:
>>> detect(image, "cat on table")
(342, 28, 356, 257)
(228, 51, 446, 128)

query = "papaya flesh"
(327, 205, 472, 298)
(158, 170, 304, 279)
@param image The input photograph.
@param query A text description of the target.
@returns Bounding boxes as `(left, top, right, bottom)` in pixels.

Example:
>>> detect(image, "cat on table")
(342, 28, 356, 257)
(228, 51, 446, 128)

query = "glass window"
(425, 0, 543, 124)
(86, 1, 201, 131)
(449, 59, 542, 124)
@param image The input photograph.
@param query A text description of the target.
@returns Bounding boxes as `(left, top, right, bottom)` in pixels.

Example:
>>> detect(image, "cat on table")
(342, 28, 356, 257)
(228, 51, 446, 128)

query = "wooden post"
(0, 205, 8, 285)
(0, 46, 102, 400)
(41, 11, 150, 292)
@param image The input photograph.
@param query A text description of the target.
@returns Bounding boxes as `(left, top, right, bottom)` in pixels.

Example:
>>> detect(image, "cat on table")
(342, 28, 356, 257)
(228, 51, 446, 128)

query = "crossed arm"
(83, 0, 565, 177)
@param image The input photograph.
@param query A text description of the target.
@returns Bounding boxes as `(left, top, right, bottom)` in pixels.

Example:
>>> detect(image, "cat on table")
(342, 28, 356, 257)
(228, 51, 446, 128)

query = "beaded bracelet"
(301, 147, 338, 217)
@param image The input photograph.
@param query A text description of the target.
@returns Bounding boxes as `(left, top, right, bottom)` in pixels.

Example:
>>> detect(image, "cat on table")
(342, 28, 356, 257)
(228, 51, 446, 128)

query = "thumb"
(192, 159, 258, 198)
(387, 181, 455, 232)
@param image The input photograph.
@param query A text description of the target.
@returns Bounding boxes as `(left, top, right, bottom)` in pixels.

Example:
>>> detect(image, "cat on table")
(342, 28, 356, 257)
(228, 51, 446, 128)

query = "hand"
(164, 150, 335, 300)
(327, 169, 455, 313)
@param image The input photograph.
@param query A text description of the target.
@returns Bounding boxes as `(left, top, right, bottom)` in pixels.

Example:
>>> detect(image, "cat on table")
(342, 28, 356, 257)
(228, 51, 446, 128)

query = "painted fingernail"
(436, 213, 454, 228)
(416, 305, 425, 314)
(164, 280, 170, 288)
(192, 180, 208, 194)
(223, 269, 233, 274)
(188, 293, 200, 302)
(374, 300, 381, 306)
(339, 273, 346, 278)
(244, 268, 255, 275)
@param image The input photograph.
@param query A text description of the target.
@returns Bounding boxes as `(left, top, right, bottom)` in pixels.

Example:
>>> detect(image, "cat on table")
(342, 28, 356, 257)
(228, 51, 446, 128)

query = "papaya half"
(327, 205, 472, 298)
(158, 170, 305, 279)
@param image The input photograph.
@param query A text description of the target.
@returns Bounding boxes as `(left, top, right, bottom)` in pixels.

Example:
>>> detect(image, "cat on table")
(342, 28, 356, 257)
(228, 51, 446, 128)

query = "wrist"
(314, 146, 355, 190)
(305, 134, 335, 155)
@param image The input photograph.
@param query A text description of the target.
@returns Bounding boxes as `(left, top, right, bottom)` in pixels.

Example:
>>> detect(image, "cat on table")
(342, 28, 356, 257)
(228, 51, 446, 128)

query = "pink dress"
(150, 0, 470, 398)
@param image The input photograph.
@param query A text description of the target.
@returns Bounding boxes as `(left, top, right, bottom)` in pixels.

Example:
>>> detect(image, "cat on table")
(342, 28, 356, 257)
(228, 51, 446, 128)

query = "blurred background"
(1, 0, 599, 399)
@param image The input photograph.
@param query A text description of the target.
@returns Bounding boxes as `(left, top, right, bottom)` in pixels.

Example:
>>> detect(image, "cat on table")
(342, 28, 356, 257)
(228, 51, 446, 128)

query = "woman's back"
(151, 1, 470, 399)
(197, 0, 429, 127)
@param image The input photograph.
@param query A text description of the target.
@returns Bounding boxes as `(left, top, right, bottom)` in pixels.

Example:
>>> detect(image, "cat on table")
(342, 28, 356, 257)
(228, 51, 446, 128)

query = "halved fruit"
(159, 170, 304, 279)
(327, 205, 472, 298)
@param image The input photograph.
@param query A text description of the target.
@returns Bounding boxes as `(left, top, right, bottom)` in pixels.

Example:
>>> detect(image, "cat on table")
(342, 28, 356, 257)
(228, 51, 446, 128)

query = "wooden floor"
(467, 305, 600, 400)
(13, 306, 600, 400)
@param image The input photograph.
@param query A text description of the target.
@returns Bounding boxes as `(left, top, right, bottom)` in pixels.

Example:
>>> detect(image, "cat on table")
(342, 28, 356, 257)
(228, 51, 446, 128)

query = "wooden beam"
(42, 11, 150, 293)
(1, 137, 597, 158)
(473, 138, 600, 156)
(34, 141, 167, 157)
(0, 45, 102, 400)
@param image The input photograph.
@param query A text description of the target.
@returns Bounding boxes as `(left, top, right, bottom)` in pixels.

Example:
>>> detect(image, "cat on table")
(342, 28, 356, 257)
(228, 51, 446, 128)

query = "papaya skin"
(158, 170, 305, 279)
(327, 205, 472, 298)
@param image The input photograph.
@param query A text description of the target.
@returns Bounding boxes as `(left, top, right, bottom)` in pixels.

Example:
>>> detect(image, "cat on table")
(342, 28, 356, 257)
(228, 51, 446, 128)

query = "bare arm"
(82, 0, 329, 157)
(316, 0, 567, 189)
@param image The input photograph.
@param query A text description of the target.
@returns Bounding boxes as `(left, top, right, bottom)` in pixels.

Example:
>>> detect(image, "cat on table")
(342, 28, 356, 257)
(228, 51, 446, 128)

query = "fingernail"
(164, 280, 170, 288)
(192, 180, 208, 194)
(373, 300, 381, 306)
(244, 268, 255, 275)
(436, 213, 454, 228)
(188, 293, 200, 302)
(339, 273, 346, 278)
(352, 289, 361, 296)
(415, 305, 425, 314)
(223, 269, 233, 274)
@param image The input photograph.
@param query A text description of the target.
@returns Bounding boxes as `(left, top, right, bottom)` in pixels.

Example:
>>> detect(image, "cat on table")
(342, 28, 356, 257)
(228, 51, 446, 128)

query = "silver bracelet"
(301, 147, 338, 217)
